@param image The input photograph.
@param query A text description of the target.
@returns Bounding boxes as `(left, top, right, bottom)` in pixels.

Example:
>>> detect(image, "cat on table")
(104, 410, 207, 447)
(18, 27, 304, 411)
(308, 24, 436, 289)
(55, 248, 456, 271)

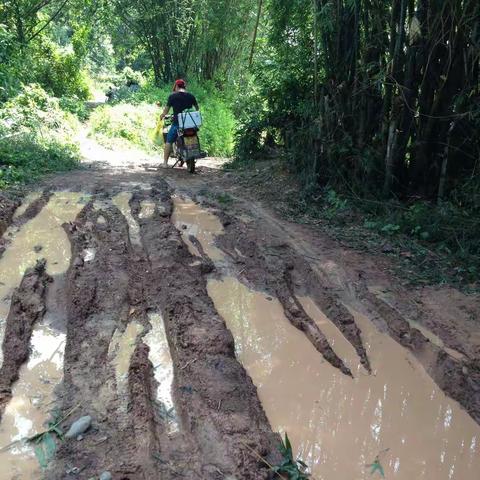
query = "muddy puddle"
(208, 277, 480, 479)
(13, 192, 42, 219)
(172, 196, 225, 261)
(145, 313, 179, 433)
(0, 192, 86, 368)
(0, 322, 65, 479)
(112, 192, 141, 246)
(109, 321, 144, 393)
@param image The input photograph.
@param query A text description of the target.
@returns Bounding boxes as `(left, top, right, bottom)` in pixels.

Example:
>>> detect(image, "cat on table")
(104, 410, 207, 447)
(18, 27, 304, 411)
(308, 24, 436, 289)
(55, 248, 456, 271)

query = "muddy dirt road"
(0, 144, 479, 480)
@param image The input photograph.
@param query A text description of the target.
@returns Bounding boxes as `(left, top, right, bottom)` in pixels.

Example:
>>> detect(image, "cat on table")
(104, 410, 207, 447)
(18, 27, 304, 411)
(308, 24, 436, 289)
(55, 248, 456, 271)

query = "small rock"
(33, 244, 43, 253)
(65, 415, 92, 439)
(200, 261, 214, 274)
(76, 434, 84, 441)
(462, 366, 468, 375)
(99, 472, 112, 480)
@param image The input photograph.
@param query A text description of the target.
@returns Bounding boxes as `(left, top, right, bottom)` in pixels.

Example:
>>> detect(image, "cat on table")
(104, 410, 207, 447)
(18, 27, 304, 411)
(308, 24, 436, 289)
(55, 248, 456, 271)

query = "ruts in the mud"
(43, 181, 280, 479)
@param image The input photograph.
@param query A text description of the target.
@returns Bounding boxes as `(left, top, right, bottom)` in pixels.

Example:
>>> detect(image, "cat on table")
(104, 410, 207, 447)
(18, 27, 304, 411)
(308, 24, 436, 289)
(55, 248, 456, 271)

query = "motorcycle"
(162, 112, 206, 173)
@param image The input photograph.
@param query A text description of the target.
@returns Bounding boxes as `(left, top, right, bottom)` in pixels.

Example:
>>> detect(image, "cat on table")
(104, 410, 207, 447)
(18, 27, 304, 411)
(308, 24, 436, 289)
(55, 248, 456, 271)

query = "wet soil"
(0, 145, 478, 479)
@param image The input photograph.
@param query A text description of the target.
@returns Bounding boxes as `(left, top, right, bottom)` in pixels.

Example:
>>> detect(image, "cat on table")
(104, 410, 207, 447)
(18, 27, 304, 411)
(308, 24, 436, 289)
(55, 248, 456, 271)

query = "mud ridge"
(215, 208, 369, 375)
(0, 193, 19, 237)
(0, 260, 51, 414)
(139, 180, 282, 479)
(364, 288, 480, 423)
(51, 198, 159, 479)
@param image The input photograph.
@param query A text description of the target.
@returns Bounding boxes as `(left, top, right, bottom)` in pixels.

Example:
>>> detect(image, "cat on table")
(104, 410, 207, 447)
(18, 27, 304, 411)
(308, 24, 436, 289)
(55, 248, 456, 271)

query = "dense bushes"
(89, 102, 158, 151)
(90, 82, 235, 157)
(0, 85, 80, 188)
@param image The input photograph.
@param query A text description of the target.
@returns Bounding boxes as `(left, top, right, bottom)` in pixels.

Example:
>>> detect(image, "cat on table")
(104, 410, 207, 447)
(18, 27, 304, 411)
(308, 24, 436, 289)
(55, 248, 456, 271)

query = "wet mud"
(208, 277, 480, 479)
(214, 207, 371, 375)
(0, 167, 478, 479)
(0, 261, 51, 411)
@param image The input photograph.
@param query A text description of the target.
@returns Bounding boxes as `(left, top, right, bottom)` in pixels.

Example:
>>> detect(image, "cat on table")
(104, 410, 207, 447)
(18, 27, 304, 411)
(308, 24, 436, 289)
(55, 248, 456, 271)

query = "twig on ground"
(180, 358, 197, 370)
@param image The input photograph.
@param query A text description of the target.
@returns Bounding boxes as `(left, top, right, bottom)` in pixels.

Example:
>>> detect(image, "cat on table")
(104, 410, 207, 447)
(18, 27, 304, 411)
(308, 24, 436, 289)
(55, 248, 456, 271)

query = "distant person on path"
(159, 79, 199, 168)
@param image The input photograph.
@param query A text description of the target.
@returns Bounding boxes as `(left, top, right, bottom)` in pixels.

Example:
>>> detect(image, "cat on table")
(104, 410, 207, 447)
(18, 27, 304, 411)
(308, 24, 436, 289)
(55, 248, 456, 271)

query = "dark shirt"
(167, 91, 198, 125)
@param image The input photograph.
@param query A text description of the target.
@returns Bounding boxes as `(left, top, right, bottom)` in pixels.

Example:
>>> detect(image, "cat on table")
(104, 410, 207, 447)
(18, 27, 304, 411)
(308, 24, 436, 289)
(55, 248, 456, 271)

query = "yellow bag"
(152, 117, 164, 146)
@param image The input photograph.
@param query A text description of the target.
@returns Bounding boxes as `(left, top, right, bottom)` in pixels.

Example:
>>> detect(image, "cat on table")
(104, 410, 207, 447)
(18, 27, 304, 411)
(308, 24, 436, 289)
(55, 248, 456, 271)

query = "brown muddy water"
(112, 191, 142, 246)
(0, 322, 65, 479)
(0, 192, 87, 367)
(172, 195, 225, 261)
(208, 277, 480, 479)
(109, 321, 144, 394)
(145, 312, 179, 433)
(139, 200, 156, 219)
(0, 192, 85, 477)
(172, 198, 480, 480)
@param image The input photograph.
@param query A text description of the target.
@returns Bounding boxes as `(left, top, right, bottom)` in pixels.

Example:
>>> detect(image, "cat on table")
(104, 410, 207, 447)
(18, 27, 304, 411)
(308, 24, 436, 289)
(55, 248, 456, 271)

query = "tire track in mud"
(0, 191, 51, 256)
(38, 182, 282, 479)
(361, 286, 480, 423)
(134, 181, 282, 479)
(0, 261, 50, 413)
(51, 196, 159, 479)
(214, 208, 371, 375)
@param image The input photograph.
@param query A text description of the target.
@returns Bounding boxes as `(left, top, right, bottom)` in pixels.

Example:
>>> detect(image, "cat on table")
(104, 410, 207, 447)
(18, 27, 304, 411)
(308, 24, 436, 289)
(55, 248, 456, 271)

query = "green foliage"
(33, 39, 91, 100)
(88, 102, 158, 151)
(0, 84, 80, 188)
(30, 411, 65, 469)
(272, 433, 310, 479)
(90, 82, 235, 156)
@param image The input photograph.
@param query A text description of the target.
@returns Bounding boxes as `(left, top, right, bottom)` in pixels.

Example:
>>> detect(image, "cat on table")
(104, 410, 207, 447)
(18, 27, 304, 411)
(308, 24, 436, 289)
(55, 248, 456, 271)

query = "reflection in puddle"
(139, 200, 156, 219)
(145, 313, 179, 433)
(368, 286, 465, 361)
(207, 277, 480, 479)
(82, 248, 96, 262)
(13, 192, 42, 219)
(109, 321, 144, 391)
(112, 192, 141, 246)
(172, 196, 225, 261)
(0, 323, 65, 479)
(0, 192, 86, 368)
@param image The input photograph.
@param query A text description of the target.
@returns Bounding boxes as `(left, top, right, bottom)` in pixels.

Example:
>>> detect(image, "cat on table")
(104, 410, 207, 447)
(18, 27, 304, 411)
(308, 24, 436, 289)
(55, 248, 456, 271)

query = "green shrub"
(89, 81, 235, 156)
(35, 44, 91, 100)
(89, 102, 158, 151)
(0, 84, 80, 188)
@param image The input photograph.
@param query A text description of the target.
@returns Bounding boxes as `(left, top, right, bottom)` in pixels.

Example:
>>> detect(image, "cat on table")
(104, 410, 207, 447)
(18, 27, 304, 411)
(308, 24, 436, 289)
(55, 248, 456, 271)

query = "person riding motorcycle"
(159, 79, 199, 168)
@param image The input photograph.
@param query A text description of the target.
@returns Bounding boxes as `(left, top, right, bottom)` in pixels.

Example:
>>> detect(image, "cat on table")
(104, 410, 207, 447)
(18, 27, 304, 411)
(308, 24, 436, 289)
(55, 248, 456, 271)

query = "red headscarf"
(173, 79, 186, 91)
